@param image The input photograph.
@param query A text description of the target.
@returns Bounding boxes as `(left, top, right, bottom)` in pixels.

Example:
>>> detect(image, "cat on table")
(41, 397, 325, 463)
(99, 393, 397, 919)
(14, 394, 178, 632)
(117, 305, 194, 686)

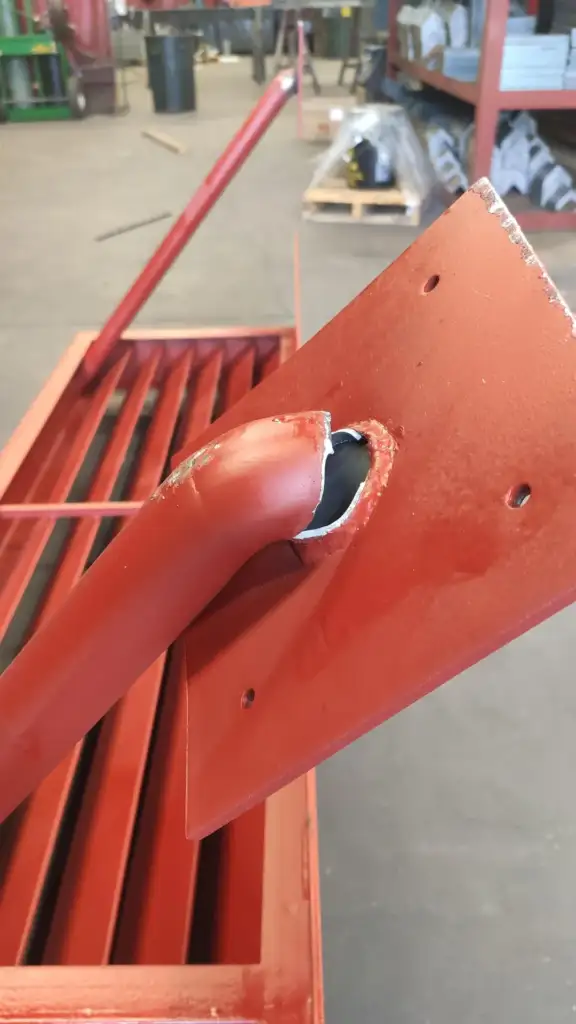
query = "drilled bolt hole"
(423, 274, 440, 294)
(507, 484, 531, 508)
(241, 687, 256, 709)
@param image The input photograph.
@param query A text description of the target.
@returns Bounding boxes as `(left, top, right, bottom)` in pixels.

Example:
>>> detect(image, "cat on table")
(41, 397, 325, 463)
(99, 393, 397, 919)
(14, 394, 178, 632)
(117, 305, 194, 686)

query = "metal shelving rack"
(387, 0, 576, 230)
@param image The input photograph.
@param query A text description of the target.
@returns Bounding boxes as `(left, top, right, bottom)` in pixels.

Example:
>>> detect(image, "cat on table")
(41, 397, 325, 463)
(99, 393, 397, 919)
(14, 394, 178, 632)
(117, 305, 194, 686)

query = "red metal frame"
(0, 780, 323, 1023)
(0, 325, 323, 1024)
(0, 76, 319, 1017)
(387, 0, 576, 231)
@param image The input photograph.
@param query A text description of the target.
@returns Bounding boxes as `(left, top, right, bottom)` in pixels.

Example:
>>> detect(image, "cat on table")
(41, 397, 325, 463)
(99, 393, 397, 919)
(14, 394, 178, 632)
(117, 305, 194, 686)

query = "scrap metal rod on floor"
(95, 214, 172, 243)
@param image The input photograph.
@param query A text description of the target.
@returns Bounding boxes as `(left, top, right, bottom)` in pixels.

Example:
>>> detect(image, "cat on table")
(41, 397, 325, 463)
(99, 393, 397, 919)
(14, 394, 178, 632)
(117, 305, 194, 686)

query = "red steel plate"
(183, 183, 576, 838)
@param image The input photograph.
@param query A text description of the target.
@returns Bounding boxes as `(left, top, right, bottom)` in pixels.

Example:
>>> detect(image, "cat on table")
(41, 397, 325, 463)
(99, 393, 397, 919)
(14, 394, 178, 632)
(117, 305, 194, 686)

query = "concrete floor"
(3, 58, 576, 1023)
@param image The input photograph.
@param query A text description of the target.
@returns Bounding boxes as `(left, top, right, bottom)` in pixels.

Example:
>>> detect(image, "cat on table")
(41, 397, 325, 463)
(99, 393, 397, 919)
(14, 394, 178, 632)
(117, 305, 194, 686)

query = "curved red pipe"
(0, 411, 330, 825)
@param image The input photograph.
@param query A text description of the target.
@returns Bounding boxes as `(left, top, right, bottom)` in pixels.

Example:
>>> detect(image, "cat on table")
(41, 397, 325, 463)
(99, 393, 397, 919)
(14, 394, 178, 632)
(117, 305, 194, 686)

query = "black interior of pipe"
(304, 430, 370, 533)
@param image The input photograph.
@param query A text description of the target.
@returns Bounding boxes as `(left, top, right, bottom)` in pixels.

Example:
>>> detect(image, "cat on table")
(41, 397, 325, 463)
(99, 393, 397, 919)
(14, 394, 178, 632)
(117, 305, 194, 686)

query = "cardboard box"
(301, 96, 359, 144)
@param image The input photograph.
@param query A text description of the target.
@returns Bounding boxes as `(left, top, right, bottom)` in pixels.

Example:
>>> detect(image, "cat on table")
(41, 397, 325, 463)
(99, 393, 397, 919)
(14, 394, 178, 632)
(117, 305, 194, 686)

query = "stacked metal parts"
(425, 111, 576, 210)
(388, 0, 576, 226)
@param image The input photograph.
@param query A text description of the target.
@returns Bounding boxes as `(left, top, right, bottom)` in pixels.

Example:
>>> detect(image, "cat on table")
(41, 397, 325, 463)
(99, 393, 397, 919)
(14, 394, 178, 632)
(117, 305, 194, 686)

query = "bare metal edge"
(471, 177, 576, 337)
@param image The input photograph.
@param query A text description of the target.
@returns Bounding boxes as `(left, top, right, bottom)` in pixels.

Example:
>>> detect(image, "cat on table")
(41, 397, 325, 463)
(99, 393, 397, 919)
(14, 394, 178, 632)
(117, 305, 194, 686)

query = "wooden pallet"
(302, 177, 421, 226)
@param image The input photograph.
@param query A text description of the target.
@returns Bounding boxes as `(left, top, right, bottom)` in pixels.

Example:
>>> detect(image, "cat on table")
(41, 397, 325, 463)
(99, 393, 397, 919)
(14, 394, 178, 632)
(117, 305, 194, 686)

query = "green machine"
(0, 0, 86, 121)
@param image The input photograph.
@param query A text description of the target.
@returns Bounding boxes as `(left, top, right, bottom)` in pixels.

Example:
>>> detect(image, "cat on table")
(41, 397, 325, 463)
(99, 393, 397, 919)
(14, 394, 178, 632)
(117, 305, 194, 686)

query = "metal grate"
(0, 330, 296, 969)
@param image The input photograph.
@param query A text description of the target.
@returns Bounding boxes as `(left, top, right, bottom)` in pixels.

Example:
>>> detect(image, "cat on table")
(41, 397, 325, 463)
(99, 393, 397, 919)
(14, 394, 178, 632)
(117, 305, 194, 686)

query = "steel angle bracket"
(182, 181, 576, 839)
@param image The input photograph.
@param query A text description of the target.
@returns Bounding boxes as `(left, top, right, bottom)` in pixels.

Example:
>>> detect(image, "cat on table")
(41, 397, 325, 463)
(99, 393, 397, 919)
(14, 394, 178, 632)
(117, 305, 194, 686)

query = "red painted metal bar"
(256, 335, 295, 385)
(0, 502, 142, 519)
(0, 353, 160, 966)
(259, 775, 324, 1024)
(44, 659, 166, 963)
(113, 354, 223, 965)
(33, 355, 162, 626)
(388, 65, 576, 117)
(0, 334, 92, 504)
(259, 348, 281, 380)
(112, 647, 196, 964)
(215, 803, 266, 964)
(305, 771, 325, 1024)
(388, 54, 478, 104)
(0, 393, 76, 549)
(259, 334, 298, 382)
(0, 355, 129, 644)
(99, 326, 293, 343)
(0, 369, 91, 568)
(84, 72, 296, 383)
(472, 0, 507, 180)
(182, 351, 223, 443)
(498, 89, 576, 110)
(221, 346, 255, 409)
(518, 209, 576, 232)
(293, 233, 302, 350)
(0, 430, 72, 563)
(203, 336, 266, 966)
(43, 353, 193, 965)
(0, 411, 329, 826)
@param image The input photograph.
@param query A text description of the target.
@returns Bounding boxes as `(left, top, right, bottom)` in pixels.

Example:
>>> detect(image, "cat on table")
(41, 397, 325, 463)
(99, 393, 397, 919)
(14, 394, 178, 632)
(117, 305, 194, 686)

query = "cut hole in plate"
(297, 428, 370, 540)
(241, 688, 256, 709)
(507, 483, 532, 508)
(423, 274, 440, 294)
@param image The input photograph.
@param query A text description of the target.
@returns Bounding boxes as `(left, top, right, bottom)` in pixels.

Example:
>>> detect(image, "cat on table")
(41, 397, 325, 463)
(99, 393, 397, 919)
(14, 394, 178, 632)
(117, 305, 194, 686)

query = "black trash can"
(145, 34, 197, 114)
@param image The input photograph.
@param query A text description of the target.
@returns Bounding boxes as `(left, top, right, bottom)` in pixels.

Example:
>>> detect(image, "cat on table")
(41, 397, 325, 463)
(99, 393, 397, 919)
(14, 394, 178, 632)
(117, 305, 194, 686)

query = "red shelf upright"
(388, 0, 576, 230)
